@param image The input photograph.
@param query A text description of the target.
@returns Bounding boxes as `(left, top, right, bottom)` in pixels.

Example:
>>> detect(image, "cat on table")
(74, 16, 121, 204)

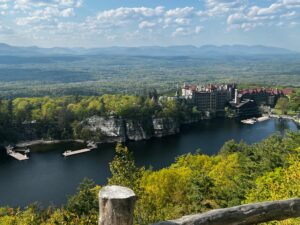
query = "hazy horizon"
(0, 42, 298, 52)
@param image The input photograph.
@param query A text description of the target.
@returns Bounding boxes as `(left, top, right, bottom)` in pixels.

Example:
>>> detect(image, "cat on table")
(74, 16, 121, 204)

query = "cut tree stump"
(99, 185, 136, 225)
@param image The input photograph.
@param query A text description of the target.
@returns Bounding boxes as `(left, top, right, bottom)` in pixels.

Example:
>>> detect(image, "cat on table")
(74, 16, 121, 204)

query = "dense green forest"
(275, 91, 300, 115)
(1, 55, 300, 98)
(0, 131, 299, 224)
(0, 94, 198, 144)
(1, 89, 300, 144)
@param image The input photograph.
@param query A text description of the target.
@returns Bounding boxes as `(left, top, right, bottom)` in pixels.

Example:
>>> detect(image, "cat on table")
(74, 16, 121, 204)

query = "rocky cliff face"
(85, 116, 126, 143)
(125, 120, 152, 141)
(152, 118, 180, 137)
(84, 116, 181, 143)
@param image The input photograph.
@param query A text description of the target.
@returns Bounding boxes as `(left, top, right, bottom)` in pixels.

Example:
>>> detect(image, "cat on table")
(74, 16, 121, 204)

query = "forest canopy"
(1, 55, 300, 98)
(0, 94, 197, 143)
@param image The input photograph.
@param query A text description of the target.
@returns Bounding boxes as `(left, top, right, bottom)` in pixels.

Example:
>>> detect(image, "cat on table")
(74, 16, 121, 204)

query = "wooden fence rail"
(99, 186, 300, 225)
(152, 198, 300, 225)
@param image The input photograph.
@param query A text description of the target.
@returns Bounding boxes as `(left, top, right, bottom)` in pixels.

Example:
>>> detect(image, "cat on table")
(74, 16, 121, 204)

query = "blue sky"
(0, 0, 299, 50)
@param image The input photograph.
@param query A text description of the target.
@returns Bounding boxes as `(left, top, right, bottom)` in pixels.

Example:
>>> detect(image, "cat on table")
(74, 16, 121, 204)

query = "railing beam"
(153, 198, 300, 225)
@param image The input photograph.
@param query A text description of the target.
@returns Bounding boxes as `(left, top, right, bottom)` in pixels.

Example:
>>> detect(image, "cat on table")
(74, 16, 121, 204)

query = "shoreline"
(15, 139, 85, 148)
(12, 117, 203, 148)
(269, 114, 300, 125)
(10, 117, 300, 149)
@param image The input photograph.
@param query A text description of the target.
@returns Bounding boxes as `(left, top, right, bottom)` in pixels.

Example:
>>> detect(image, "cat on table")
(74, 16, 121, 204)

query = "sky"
(0, 0, 300, 50)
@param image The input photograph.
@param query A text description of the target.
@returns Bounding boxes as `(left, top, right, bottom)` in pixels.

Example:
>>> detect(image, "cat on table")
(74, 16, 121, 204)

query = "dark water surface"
(0, 118, 298, 207)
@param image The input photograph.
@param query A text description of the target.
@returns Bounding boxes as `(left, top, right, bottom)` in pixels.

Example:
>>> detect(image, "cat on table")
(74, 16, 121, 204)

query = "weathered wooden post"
(99, 185, 136, 225)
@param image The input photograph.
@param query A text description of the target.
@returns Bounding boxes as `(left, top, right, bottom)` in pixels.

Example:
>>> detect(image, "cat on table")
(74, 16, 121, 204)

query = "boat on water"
(241, 118, 256, 125)
(241, 115, 270, 125)
(256, 116, 270, 122)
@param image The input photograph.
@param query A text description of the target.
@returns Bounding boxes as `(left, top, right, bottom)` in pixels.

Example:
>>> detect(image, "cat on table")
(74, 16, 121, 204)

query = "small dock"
(62, 142, 97, 157)
(241, 118, 256, 125)
(6, 147, 29, 161)
(8, 151, 29, 161)
(63, 148, 92, 157)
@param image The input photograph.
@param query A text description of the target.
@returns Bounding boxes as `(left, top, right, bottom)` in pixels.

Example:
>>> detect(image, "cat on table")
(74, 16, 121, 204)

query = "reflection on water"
(0, 118, 298, 207)
(274, 119, 292, 134)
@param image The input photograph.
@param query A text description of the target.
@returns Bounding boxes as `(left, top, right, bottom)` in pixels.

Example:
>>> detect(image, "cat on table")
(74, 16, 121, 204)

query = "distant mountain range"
(0, 43, 298, 56)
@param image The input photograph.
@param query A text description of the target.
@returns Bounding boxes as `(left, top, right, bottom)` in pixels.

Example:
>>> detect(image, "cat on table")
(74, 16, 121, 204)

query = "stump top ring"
(100, 185, 136, 199)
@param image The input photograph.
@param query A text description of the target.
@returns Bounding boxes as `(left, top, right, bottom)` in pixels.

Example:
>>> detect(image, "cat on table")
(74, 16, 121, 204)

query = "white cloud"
(172, 27, 187, 36)
(83, 6, 204, 40)
(0, 1, 299, 47)
(195, 26, 203, 34)
(61, 8, 74, 17)
(175, 18, 190, 25)
(172, 26, 203, 37)
(0, 22, 13, 34)
(165, 7, 195, 17)
(59, 0, 75, 7)
(96, 6, 165, 21)
(203, 0, 245, 16)
(12, 0, 81, 28)
(227, 0, 300, 31)
(280, 10, 297, 18)
(3, 5, 204, 45)
(138, 21, 156, 29)
(0, 3, 8, 9)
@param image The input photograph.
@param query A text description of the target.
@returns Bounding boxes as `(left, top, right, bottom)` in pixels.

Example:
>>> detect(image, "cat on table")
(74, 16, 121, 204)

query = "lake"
(0, 118, 298, 207)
